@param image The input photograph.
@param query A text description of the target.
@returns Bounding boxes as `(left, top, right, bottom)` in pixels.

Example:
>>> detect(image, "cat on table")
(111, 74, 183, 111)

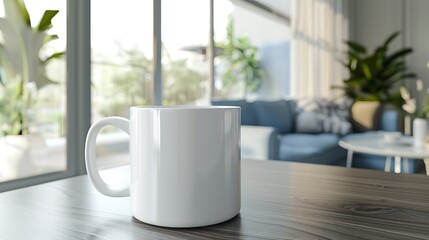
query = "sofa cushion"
(279, 133, 346, 165)
(211, 99, 257, 125)
(295, 111, 323, 133)
(295, 98, 352, 135)
(253, 100, 295, 133)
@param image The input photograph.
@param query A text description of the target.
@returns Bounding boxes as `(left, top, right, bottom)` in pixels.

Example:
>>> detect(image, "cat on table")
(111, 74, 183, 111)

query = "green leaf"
(42, 52, 65, 64)
(36, 10, 59, 32)
(383, 31, 400, 48)
(386, 91, 405, 109)
(374, 47, 386, 71)
(360, 62, 372, 79)
(384, 72, 416, 86)
(16, 0, 31, 26)
(393, 72, 417, 80)
(347, 51, 361, 60)
(380, 61, 406, 79)
(349, 58, 358, 71)
(360, 94, 379, 101)
(384, 48, 413, 67)
(346, 41, 367, 54)
(344, 78, 364, 87)
(44, 34, 59, 45)
(420, 96, 429, 118)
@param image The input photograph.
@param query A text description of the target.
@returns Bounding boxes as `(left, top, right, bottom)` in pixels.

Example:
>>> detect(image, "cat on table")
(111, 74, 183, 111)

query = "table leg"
(346, 150, 353, 168)
(424, 158, 429, 176)
(403, 158, 409, 174)
(394, 156, 401, 173)
(384, 156, 392, 172)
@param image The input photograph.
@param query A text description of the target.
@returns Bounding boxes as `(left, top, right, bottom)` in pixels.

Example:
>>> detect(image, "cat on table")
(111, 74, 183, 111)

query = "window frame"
(0, 0, 290, 192)
(0, 0, 90, 192)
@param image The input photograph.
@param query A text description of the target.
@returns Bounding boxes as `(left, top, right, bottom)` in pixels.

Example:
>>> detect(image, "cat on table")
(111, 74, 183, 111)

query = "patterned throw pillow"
(295, 98, 352, 135)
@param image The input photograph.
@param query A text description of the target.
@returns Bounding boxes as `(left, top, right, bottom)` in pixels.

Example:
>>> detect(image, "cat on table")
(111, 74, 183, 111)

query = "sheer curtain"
(290, 0, 350, 99)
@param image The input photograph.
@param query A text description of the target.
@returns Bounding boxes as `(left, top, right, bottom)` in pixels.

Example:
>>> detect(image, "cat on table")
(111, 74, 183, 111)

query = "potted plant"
(337, 31, 416, 108)
(217, 17, 265, 98)
(334, 31, 416, 131)
(0, 0, 64, 179)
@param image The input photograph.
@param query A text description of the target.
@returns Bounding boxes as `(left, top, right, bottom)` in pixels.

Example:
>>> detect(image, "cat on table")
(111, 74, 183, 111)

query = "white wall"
(231, 5, 291, 47)
(408, 0, 429, 106)
(259, 41, 290, 99)
(231, 1, 291, 99)
(351, 0, 403, 51)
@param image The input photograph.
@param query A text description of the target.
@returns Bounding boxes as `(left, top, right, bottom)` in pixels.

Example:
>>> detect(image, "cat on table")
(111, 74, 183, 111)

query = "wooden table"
(1, 160, 429, 239)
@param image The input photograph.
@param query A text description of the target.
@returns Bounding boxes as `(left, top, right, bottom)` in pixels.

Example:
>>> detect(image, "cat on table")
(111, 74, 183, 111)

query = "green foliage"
(162, 48, 205, 105)
(420, 96, 429, 118)
(335, 31, 416, 110)
(99, 47, 152, 117)
(0, 0, 64, 136)
(218, 17, 264, 95)
(0, 79, 24, 135)
(99, 46, 206, 116)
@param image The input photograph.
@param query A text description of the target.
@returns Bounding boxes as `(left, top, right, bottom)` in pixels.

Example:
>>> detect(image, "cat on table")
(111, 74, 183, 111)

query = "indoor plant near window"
(218, 17, 264, 98)
(0, 0, 64, 179)
(334, 32, 416, 131)
(337, 31, 416, 109)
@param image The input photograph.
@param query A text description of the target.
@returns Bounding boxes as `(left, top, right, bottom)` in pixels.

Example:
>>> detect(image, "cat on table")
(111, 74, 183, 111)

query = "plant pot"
(413, 118, 428, 148)
(350, 101, 382, 132)
(0, 134, 48, 180)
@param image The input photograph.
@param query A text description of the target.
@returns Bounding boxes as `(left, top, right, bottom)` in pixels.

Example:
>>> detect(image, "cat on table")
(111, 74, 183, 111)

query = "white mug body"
(129, 106, 240, 227)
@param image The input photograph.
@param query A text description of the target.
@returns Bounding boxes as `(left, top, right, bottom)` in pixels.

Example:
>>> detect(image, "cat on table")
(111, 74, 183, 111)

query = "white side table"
(339, 135, 429, 174)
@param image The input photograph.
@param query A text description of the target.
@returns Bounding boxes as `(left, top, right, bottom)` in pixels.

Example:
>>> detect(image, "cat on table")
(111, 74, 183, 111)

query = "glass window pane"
(214, 0, 291, 99)
(91, 0, 153, 169)
(162, 0, 210, 106)
(0, 0, 67, 182)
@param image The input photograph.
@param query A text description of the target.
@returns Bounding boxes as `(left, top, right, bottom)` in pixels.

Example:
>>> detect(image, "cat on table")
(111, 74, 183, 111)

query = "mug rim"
(130, 106, 240, 110)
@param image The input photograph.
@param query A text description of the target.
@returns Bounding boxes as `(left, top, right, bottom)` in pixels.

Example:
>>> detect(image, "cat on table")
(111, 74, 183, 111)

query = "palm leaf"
(338, 31, 417, 107)
(346, 41, 367, 54)
(36, 10, 59, 32)
(383, 31, 400, 48)
(380, 61, 406, 79)
(384, 48, 413, 67)
(42, 52, 65, 65)
(360, 62, 372, 79)
(15, 0, 31, 26)
(385, 72, 417, 86)
(44, 34, 59, 43)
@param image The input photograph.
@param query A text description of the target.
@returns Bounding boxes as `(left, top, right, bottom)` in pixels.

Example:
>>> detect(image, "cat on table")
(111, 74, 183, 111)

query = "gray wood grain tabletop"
(1, 159, 429, 239)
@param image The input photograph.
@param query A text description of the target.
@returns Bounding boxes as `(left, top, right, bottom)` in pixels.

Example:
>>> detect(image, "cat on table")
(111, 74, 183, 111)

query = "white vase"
(413, 118, 428, 148)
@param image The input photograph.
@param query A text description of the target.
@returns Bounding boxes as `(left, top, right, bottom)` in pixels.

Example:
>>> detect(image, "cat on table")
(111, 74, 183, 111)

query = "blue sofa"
(212, 99, 424, 173)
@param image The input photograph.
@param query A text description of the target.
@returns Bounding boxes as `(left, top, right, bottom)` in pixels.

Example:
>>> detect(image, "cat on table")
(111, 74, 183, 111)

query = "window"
(161, 0, 210, 105)
(214, 0, 291, 99)
(0, 0, 291, 191)
(91, 0, 154, 169)
(0, 0, 67, 183)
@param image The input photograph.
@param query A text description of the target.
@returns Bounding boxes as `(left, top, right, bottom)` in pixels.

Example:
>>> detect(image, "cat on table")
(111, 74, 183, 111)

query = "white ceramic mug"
(85, 106, 241, 228)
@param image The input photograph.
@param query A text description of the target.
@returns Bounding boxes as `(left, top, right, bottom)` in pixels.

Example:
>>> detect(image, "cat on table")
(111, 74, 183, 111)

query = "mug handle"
(85, 117, 130, 197)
